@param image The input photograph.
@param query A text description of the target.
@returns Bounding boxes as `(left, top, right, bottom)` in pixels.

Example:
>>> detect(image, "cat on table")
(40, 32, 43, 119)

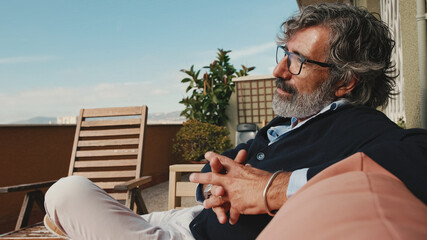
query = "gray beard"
(272, 78, 335, 119)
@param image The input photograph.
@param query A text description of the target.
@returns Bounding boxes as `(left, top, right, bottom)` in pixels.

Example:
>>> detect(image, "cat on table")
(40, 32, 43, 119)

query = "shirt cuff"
(286, 168, 308, 198)
(195, 183, 204, 203)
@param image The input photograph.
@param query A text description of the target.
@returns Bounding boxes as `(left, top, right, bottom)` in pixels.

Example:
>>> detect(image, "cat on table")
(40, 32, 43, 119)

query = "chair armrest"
(169, 164, 205, 173)
(0, 180, 57, 193)
(114, 176, 152, 191)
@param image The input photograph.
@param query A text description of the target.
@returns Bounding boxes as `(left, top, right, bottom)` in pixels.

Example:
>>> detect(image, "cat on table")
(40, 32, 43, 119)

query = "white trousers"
(44, 175, 203, 240)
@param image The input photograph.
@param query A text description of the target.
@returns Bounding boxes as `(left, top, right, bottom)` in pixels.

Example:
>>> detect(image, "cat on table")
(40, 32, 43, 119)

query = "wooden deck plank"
(0, 223, 61, 240)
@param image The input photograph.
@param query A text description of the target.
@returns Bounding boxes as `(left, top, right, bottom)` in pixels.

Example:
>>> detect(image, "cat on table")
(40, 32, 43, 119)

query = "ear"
(335, 76, 358, 98)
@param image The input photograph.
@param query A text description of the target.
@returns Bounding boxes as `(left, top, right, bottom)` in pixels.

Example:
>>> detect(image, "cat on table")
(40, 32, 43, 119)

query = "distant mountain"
(11, 111, 185, 124)
(13, 116, 57, 124)
(147, 111, 185, 124)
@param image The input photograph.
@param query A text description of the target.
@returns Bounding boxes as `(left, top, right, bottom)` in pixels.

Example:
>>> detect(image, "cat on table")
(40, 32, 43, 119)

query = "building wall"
(0, 125, 75, 234)
(400, 0, 422, 128)
(226, 91, 238, 146)
(355, 0, 380, 13)
(0, 124, 182, 234)
(359, 0, 421, 128)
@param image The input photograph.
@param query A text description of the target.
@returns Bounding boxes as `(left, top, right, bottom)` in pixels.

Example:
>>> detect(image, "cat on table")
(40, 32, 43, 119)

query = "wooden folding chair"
(0, 105, 152, 239)
(168, 164, 204, 210)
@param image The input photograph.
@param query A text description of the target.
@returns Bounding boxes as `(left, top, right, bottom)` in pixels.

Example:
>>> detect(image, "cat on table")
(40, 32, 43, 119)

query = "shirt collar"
(267, 99, 348, 144)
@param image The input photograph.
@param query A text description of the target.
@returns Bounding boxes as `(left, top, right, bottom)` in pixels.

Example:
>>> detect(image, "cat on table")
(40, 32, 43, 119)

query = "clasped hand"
(190, 150, 289, 225)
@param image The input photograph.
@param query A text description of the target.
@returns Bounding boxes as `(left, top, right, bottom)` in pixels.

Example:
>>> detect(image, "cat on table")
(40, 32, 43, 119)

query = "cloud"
(0, 81, 183, 123)
(0, 55, 58, 64)
(150, 89, 170, 96)
(177, 43, 276, 77)
(230, 42, 276, 60)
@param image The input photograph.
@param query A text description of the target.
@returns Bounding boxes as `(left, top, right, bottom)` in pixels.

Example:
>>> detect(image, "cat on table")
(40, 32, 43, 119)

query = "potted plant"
(173, 119, 232, 163)
(173, 49, 254, 162)
(179, 49, 255, 126)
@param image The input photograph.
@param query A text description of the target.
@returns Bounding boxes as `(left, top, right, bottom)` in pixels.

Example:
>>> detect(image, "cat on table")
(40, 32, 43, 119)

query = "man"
(44, 3, 427, 240)
(187, 4, 427, 239)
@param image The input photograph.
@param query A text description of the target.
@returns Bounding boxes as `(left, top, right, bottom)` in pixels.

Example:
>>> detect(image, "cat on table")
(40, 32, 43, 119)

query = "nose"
(273, 57, 292, 79)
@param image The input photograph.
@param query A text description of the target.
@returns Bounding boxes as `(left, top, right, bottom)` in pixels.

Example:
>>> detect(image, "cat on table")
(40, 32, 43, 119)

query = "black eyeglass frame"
(276, 45, 333, 75)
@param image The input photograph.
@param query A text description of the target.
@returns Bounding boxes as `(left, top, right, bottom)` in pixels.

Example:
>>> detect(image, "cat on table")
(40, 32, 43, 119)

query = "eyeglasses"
(276, 45, 332, 75)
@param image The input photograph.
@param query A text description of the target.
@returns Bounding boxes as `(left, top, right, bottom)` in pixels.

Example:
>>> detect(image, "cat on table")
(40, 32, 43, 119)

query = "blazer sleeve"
(307, 128, 427, 204)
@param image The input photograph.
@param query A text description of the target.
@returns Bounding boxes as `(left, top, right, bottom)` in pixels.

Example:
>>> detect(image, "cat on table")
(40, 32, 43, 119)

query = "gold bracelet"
(263, 170, 284, 216)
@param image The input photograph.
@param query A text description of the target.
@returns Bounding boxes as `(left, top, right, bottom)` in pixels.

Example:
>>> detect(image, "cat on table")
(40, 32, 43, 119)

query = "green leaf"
(177, 48, 255, 125)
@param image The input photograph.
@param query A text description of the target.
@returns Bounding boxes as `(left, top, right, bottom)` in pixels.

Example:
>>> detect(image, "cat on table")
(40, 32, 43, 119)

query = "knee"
(45, 176, 93, 212)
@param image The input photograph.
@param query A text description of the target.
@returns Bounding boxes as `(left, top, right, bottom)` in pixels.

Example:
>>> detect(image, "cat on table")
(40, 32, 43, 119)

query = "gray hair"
(278, 3, 397, 109)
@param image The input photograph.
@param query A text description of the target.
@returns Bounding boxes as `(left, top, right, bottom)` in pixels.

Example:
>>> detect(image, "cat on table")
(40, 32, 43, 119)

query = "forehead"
(286, 26, 330, 60)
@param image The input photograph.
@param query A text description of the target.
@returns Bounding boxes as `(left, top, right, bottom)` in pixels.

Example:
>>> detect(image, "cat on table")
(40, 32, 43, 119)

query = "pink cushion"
(257, 152, 427, 240)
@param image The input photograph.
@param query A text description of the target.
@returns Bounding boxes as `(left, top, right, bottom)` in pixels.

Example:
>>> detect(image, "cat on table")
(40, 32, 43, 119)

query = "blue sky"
(0, 0, 299, 123)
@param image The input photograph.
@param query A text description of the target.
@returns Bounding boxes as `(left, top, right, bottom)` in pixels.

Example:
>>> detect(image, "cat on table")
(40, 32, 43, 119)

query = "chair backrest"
(68, 106, 148, 202)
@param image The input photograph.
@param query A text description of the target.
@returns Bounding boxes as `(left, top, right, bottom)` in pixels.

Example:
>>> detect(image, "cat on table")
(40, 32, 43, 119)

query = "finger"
(205, 152, 232, 174)
(205, 152, 235, 166)
(206, 151, 247, 167)
(190, 172, 221, 185)
(211, 185, 225, 196)
(204, 195, 225, 209)
(209, 156, 223, 173)
(234, 150, 247, 164)
(229, 207, 241, 225)
(204, 151, 222, 162)
(212, 206, 228, 224)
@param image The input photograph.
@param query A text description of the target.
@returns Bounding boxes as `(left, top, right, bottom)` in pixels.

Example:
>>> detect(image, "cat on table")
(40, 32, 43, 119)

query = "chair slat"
(76, 149, 138, 158)
(79, 128, 140, 137)
(176, 182, 198, 196)
(74, 159, 137, 168)
(77, 138, 139, 147)
(81, 118, 141, 127)
(94, 181, 127, 190)
(73, 170, 135, 179)
(109, 192, 128, 201)
(82, 106, 144, 118)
